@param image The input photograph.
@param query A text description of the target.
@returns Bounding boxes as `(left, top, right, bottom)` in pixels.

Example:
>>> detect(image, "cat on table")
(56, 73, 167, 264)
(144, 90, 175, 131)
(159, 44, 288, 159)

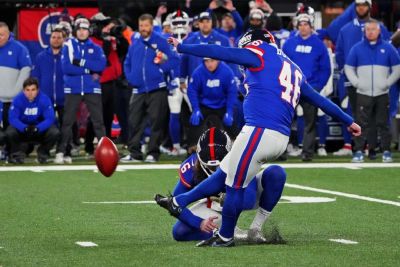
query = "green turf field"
(0, 165, 399, 266)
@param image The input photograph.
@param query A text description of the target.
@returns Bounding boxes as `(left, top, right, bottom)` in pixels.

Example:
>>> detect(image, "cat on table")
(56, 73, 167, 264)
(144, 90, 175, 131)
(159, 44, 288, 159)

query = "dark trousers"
(85, 81, 116, 153)
(300, 101, 317, 157)
(55, 106, 80, 155)
(354, 93, 391, 151)
(347, 86, 377, 150)
(128, 89, 168, 160)
(100, 80, 116, 137)
(188, 106, 237, 147)
(6, 125, 60, 159)
(346, 85, 357, 115)
(114, 79, 132, 144)
(58, 94, 105, 154)
(1, 102, 11, 129)
(0, 129, 6, 145)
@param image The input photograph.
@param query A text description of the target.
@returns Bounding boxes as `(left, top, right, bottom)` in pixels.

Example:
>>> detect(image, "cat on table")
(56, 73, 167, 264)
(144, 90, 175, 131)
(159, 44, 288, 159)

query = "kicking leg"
(155, 168, 227, 217)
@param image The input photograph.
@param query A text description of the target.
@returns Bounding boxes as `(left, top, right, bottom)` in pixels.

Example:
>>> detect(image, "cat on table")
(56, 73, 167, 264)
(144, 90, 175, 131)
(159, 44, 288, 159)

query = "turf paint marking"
(83, 201, 156, 204)
(286, 183, 400, 207)
(1, 163, 400, 172)
(329, 239, 358, 245)
(344, 166, 362, 170)
(280, 196, 336, 203)
(82, 197, 336, 205)
(75, 241, 98, 247)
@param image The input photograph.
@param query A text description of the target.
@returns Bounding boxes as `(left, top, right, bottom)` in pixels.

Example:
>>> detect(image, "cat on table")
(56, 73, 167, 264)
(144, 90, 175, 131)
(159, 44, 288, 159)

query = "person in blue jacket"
(345, 19, 400, 163)
(32, 28, 66, 115)
(180, 11, 231, 84)
(0, 22, 32, 129)
(121, 13, 179, 163)
(187, 58, 237, 147)
(334, 0, 391, 156)
(6, 78, 59, 164)
(209, 0, 243, 45)
(55, 18, 106, 164)
(283, 13, 331, 161)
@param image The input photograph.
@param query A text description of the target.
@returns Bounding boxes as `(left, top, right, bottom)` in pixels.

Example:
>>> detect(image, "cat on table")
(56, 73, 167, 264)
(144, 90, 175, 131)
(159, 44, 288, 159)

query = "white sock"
(250, 207, 271, 231)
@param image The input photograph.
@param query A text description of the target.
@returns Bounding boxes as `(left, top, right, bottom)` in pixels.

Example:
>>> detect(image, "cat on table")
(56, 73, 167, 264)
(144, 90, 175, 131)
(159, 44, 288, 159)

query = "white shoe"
(54, 152, 64, 164)
(286, 143, 295, 153)
(288, 147, 302, 157)
(317, 147, 328, 156)
(168, 147, 186, 156)
(333, 147, 353, 156)
(159, 145, 171, 154)
(247, 228, 267, 243)
(120, 155, 142, 163)
(70, 145, 80, 157)
(145, 155, 157, 163)
(64, 156, 72, 164)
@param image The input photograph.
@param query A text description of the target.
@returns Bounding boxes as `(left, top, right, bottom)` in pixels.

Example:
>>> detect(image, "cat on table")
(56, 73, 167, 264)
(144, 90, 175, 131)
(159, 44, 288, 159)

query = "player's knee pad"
(261, 165, 286, 189)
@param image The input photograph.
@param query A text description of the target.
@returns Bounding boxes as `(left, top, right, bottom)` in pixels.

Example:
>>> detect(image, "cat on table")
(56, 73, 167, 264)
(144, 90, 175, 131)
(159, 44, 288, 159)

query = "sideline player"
(156, 29, 361, 247)
(166, 127, 286, 243)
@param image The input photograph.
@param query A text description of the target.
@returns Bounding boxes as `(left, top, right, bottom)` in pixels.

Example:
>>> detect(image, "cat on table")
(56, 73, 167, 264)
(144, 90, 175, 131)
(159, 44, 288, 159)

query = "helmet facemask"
(170, 10, 190, 41)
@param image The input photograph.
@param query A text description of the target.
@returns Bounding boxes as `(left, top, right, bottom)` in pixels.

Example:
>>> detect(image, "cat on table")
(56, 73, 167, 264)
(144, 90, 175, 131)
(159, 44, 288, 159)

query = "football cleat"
(154, 194, 182, 218)
(233, 227, 248, 242)
(247, 228, 267, 244)
(196, 231, 235, 247)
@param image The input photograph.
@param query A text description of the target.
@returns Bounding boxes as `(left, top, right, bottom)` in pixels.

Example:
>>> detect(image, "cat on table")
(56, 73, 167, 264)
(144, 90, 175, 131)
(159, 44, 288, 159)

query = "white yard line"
(0, 163, 400, 172)
(344, 166, 362, 170)
(75, 241, 98, 247)
(329, 239, 358, 244)
(286, 183, 400, 207)
(83, 201, 156, 204)
(83, 197, 336, 205)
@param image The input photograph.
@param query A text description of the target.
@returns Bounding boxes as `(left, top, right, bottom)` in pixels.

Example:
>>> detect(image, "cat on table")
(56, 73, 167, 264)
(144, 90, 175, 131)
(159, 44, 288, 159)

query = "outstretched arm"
(300, 82, 361, 136)
(168, 37, 261, 68)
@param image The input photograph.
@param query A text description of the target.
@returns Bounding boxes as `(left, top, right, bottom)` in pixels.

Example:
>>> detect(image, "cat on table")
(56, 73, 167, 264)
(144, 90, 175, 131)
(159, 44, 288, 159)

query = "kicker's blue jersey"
(242, 42, 305, 136)
(176, 153, 197, 192)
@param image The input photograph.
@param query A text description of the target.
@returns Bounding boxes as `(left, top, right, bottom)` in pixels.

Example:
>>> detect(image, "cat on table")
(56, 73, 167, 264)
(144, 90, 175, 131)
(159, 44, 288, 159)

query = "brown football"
(94, 137, 119, 177)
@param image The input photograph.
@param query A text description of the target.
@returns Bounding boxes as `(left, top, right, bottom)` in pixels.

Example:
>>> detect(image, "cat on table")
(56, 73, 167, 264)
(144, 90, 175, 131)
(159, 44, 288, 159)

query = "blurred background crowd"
(0, 0, 399, 164)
